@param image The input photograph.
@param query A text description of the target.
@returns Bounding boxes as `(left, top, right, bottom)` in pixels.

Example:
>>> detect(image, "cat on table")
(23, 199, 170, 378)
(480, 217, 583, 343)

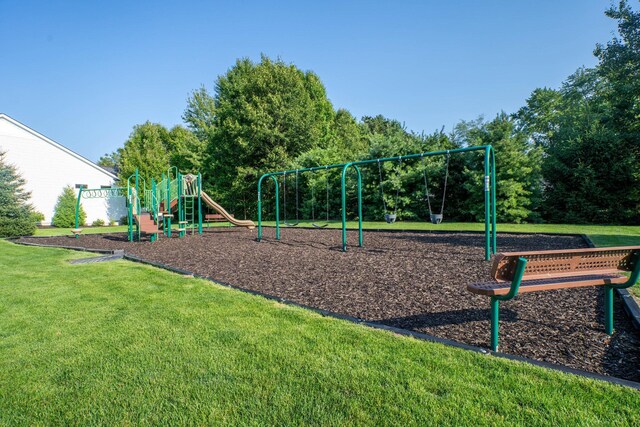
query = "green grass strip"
(0, 240, 638, 425)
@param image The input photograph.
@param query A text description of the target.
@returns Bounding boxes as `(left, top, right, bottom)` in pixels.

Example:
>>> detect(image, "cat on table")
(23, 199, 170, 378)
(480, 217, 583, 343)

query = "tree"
(117, 122, 171, 188)
(454, 113, 543, 223)
(594, 0, 640, 138)
(193, 55, 338, 217)
(0, 151, 36, 237)
(52, 186, 85, 228)
(166, 125, 206, 174)
(97, 150, 121, 171)
(183, 86, 217, 143)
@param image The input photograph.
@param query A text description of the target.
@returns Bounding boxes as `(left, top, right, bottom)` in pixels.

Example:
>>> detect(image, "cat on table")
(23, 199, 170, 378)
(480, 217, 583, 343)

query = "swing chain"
(440, 152, 451, 216)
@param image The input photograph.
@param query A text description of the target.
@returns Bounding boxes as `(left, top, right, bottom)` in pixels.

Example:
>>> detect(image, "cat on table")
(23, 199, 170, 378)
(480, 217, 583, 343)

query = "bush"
(119, 215, 129, 226)
(52, 186, 85, 227)
(0, 151, 36, 237)
(30, 211, 45, 224)
(109, 218, 117, 226)
(91, 219, 105, 227)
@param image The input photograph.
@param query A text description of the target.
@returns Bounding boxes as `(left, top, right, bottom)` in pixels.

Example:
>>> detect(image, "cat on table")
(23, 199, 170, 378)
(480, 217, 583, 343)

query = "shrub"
(30, 211, 45, 224)
(91, 219, 105, 227)
(119, 215, 129, 226)
(52, 186, 85, 227)
(109, 218, 117, 226)
(0, 151, 36, 237)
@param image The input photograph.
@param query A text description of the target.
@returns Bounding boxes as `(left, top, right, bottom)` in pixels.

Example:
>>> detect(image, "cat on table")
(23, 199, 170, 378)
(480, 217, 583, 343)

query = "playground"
(20, 226, 640, 382)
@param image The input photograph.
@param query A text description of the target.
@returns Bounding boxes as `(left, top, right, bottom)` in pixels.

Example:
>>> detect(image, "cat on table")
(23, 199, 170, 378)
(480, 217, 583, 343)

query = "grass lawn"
(0, 240, 638, 425)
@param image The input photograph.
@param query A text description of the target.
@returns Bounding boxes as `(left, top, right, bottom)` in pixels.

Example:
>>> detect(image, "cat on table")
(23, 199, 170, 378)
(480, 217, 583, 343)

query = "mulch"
(19, 227, 640, 381)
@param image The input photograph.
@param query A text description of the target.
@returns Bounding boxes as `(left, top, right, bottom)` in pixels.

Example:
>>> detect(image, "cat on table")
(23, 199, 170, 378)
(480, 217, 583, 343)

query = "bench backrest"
(492, 246, 640, 281)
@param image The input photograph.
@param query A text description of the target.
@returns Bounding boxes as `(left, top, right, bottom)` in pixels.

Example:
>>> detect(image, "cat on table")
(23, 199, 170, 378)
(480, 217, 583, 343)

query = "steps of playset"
(134, 213, 159, 234)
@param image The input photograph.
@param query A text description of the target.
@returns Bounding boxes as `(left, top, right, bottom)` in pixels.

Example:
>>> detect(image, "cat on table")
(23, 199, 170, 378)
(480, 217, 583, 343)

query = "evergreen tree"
(0, 151, 36, 237)
(454, 113, 543, 223)
(52, 186, 85, 227)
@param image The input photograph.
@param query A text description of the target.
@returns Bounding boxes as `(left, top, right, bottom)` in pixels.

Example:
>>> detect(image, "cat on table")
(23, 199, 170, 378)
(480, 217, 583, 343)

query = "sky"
(0, 1, 619, 162)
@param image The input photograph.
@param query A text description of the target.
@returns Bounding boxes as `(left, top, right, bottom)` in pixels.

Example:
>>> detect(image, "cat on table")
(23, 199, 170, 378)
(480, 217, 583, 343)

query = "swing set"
(376, 153, 450, 224)
(257, 145, 496, 260)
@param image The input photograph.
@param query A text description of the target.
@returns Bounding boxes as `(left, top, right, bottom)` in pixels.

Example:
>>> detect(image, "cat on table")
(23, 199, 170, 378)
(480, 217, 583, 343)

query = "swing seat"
(312, 223, 328, 228)
(284, 222, 299, 227)
(385, 214, 397, 224)
(430, 214, 443, 224)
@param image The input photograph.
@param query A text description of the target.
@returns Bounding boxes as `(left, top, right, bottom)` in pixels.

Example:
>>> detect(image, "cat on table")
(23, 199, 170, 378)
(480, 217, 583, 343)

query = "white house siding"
(0, 114, 127, 226)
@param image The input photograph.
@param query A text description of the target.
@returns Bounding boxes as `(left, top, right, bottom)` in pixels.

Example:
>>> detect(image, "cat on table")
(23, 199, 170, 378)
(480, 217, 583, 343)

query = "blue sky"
(0, 1, 618, 162)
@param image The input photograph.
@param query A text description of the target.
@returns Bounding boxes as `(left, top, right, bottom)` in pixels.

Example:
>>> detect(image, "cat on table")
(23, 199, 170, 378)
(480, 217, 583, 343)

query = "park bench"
(467, 246, 640, 351)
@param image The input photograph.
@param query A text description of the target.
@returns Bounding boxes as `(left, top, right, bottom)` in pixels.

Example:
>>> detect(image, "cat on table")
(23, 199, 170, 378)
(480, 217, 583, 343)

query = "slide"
(201, 191, 256, 229)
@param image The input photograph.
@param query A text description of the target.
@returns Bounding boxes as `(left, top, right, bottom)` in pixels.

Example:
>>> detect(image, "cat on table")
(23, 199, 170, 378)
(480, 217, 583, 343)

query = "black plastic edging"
(12, 239, 640, 391)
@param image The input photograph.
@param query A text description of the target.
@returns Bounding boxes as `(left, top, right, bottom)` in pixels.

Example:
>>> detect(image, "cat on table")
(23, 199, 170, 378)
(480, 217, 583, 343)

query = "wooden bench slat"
(468, 273, 628, 296)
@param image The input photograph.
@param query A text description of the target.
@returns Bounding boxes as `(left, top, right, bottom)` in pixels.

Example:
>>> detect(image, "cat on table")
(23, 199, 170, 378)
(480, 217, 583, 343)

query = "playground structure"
(257, 145, 497, 260)
(74, 167, 255, 241)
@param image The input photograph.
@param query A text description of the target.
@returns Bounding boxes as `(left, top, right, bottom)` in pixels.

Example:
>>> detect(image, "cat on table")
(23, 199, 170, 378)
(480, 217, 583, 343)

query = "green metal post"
(484, 149, 490, 260)
(198, 173, 203, 235)
(257, 174, 280, 241)
(490, 257, 527, 351)
(490, 147, 497, 255)
(128, 186, 133, 241)
(178, 173, 184, 238)
(166, 173, 172, 238)
(490, 297, 500, 351)
(74, 188, 83, 237)
(340, 163, 353, 251)
(355, 165, 363, 247)
(604, 285, 614, 335)
(135, 169, 140, 243)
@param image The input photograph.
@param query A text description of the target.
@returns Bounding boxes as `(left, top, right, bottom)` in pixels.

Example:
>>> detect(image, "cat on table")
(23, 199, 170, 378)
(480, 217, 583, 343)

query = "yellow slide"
(201, 191, 256, 229)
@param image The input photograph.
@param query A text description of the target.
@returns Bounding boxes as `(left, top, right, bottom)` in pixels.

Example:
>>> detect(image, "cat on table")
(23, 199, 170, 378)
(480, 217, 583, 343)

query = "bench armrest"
(493, 257, 528, 301)
(612, 253, 640, 289)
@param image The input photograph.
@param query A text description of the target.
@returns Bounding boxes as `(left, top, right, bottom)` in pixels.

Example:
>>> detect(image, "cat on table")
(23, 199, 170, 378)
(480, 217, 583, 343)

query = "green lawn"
(0, 240, 638, 425)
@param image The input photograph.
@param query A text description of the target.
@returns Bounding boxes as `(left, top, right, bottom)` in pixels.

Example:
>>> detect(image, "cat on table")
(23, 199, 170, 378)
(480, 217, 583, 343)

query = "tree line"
(102, 1, 640, 225)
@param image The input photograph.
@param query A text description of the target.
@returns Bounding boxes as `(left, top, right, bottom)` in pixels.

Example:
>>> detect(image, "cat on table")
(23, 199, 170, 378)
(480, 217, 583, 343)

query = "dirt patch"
(19, 228, 640, 381)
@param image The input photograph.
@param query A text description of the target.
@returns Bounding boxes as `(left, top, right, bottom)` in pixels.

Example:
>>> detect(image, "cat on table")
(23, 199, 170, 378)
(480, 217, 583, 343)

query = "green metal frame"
(74, 187, 126, 237)
(155, 167, 204, 240)
(257, 145, 497, 260)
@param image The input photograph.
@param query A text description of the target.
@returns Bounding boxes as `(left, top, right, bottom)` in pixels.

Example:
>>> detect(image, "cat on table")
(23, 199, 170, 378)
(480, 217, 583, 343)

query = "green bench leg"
(604, 285, 614, 335)
(490, 297, 499, 351)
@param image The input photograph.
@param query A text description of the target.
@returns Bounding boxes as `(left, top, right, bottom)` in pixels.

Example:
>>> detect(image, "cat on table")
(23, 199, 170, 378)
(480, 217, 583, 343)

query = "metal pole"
(198, 173, 203, 235)
(257, 174, 280, 242)
(74, 188, 83, 235)
(135, 169, 140, 241)
(166, 173, 171, 238)
(490, 147, 497, 255)
(604, 285, 614, 335)
(340, 163, 352, 251)
(484, 148, 490, 261)
(355, 165, 363, 247)
(490, 297, 500, 351)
